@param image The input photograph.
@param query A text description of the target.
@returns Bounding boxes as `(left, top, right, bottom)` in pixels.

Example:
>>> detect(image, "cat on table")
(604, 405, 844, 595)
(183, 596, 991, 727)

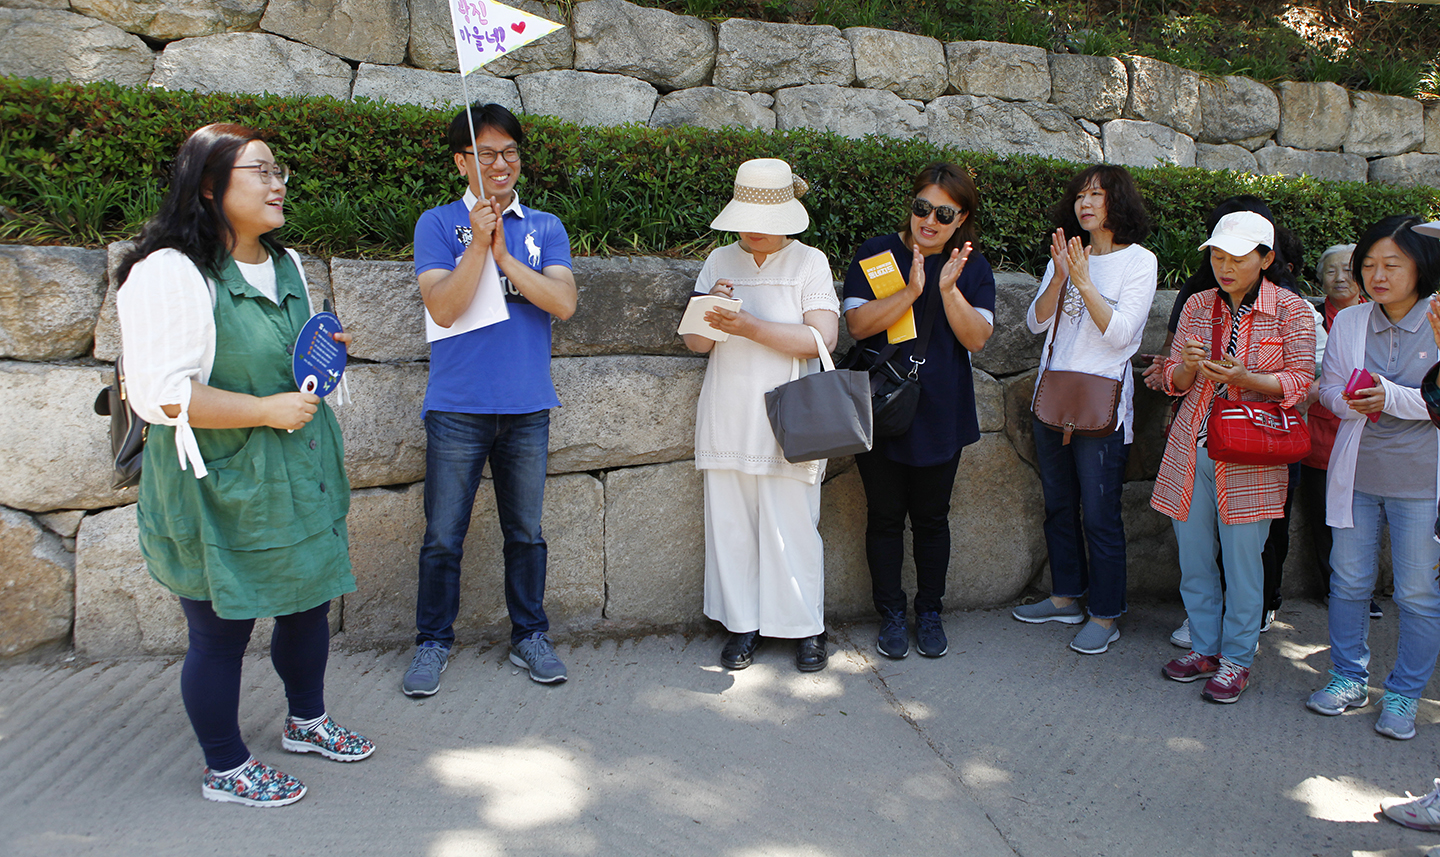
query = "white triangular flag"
(448, 0, 564, 76)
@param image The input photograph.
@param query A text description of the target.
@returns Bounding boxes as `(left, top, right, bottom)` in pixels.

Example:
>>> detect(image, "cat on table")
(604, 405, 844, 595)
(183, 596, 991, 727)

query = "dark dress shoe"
(721, 630, 762, 669)
(795, 633, 828, 672)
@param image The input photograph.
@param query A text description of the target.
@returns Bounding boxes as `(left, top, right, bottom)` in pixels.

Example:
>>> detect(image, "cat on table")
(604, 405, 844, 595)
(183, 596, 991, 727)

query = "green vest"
(137, 250, 354, 619)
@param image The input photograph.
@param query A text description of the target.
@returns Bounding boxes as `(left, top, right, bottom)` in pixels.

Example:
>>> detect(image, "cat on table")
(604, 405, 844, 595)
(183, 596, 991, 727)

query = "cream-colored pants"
(702, 469, 825, 639)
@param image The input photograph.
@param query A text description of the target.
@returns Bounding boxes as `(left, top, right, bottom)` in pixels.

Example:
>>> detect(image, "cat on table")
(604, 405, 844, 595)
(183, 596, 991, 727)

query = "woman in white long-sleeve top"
(1011, 165, 1157, 655)
(1306, 215, 1440, 741)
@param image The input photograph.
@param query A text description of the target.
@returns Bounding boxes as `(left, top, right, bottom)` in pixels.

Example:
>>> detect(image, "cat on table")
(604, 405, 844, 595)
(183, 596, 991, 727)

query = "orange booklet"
(859, 251, 915, 343)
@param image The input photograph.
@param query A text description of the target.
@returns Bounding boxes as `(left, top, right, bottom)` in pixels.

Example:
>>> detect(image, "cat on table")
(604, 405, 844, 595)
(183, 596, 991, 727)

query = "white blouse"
(116, 248, 346, 479)
(1026, 243, 1158, 444)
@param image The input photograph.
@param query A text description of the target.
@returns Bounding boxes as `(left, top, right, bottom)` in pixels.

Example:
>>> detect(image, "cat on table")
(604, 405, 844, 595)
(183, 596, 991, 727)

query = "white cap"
(1199, 211, 1275, 257)
(1414, 221, 1440, 239)
(709, 158, 810, 235)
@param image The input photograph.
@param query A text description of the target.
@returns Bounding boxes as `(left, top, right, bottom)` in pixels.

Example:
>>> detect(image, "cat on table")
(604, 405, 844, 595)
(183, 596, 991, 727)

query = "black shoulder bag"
(93, 354, 147, 490)
(838, 285, 941, 438)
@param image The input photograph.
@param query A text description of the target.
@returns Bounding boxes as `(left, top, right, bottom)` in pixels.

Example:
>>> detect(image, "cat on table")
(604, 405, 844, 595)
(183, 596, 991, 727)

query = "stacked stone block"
(7, 237, 1346, 659)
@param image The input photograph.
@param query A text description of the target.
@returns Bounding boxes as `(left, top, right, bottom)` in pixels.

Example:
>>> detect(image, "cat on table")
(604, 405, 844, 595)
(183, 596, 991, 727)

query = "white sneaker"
(1169, 618, 1191, 649)
(1382, 779, 1440, 831)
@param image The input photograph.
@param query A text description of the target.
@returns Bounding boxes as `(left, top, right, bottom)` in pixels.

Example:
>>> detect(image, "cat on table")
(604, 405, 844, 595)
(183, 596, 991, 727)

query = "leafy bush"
(2, 76, 1437, 290)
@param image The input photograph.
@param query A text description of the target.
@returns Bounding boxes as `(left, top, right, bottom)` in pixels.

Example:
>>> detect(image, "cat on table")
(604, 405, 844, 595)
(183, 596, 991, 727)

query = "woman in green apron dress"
(116, 124, 373, 807)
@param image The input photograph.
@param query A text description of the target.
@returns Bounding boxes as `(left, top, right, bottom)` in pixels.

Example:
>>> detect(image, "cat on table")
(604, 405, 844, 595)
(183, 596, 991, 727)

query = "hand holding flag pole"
(426, 0, 564, 344)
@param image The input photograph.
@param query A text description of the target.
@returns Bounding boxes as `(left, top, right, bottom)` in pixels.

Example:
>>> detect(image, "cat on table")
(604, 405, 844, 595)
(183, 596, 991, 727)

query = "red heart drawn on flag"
(511, 21, 525, 33)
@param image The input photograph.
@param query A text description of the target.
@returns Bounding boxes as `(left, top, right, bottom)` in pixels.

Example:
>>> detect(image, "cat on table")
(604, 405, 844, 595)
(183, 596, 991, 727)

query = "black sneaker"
(876, 608, 909, 659)
(916, 611, 948, 657)
(1371, 599, 1384, 619)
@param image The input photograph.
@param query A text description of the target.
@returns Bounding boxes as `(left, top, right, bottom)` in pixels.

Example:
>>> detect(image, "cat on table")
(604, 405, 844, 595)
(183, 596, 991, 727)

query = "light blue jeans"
(1172, 448, 1268, 668)
(1328, 490, 1440, 698)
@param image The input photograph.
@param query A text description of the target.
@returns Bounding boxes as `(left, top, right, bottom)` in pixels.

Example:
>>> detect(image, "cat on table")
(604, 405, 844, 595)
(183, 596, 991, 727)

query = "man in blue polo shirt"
(403, 103, 577, 695)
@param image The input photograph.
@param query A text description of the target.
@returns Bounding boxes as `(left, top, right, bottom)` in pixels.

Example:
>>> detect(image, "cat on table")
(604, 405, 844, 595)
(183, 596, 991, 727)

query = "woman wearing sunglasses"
(841, 163, 996, 660)
(116, 124, 372, 807)
(1012, 165, 1157, 655)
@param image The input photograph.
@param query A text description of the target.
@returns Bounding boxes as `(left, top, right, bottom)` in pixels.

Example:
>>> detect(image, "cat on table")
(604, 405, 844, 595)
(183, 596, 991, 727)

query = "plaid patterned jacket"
(1150, 280, 1316, 525)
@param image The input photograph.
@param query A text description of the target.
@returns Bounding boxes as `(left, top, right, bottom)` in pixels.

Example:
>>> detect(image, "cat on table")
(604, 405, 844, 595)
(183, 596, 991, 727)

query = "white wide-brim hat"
(1415, 221, 1440, 239)
(1199, 210, 1275, 257)
(710, 158, 810, 235)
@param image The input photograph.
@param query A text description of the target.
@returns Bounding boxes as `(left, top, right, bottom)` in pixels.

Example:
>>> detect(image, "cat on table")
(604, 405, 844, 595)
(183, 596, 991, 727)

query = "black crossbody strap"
(906, 283, 942, 379)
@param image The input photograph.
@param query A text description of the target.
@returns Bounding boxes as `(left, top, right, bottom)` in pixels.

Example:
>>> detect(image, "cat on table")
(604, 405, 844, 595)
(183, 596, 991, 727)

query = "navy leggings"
(179, 598, 330, 771)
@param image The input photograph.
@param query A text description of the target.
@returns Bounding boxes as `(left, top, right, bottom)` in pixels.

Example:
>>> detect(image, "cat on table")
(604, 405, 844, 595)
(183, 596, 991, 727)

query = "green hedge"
(2, 77, 1438, 289)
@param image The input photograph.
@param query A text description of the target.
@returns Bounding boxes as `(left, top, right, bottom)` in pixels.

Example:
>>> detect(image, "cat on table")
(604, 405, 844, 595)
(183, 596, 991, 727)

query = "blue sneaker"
(1376, 691, 1418, 740)
(402, 642, 449, 697)
(915, 611, 948, 658)
(510, 632, 567, 684)
(876, 608, 909, 659)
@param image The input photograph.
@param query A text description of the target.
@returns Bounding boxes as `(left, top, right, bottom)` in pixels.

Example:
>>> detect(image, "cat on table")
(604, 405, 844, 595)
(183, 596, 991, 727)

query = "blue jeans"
(417, 410, 550, 648)
(1328, 490, 1440, 698)
(1033, 419, 1129, 619)
(1172, 448, 1267, 668)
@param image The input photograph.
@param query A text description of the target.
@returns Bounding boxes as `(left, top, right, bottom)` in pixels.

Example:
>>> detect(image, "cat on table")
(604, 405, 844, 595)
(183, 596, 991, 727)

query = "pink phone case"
(1345, 368, 1380, 423)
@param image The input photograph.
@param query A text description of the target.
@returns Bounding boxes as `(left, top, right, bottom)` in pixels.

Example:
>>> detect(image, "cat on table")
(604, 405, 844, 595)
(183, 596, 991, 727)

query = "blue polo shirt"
(413, 192, 572, 417)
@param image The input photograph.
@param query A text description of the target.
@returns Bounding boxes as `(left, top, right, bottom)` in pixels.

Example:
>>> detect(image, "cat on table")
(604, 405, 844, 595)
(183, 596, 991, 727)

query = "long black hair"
(1048, 164, 1152, 246)
(117, 123, 281, 285)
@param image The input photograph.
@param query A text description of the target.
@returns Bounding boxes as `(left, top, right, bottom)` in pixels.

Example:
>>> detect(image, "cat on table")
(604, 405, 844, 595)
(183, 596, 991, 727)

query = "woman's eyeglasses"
(233, 163, 290, 185)
(911, 198, 960, 225)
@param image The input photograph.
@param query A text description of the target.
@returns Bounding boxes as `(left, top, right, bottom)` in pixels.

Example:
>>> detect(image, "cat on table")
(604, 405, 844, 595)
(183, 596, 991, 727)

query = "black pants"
(855, 450, 962, 615)
(1298, 464, 1335, 599)
(179, 598, 330, 771)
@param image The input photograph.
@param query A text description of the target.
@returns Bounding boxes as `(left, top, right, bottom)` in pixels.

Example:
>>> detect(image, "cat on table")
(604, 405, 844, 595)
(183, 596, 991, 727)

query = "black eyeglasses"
(462, 147, 520, 165)
(233, 163, 290, 185)
(911, 198, 960, 225)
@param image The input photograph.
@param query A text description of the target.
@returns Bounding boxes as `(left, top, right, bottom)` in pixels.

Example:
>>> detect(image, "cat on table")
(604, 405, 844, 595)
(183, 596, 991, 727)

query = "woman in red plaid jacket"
(1150, 211, 1316, 704)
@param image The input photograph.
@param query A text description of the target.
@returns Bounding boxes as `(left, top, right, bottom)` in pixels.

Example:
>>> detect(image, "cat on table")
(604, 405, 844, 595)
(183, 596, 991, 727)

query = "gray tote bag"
(764, 325, 874, 463)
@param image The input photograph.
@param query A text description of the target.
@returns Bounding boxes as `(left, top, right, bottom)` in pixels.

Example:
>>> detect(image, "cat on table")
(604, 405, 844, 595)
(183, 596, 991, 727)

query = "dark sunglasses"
(911, 198, 960, 225)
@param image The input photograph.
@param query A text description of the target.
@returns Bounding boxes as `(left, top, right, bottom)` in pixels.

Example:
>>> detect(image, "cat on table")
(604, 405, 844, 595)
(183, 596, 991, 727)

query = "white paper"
(425, 248, 511, 342)
(678, 295, 742, 342)
(449, 0, 564, 76)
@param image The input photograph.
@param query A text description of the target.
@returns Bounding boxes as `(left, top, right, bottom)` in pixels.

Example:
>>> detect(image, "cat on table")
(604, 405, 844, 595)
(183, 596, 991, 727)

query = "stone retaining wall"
(1, 0, 1438, 187)
(1, 243, 1340, 658)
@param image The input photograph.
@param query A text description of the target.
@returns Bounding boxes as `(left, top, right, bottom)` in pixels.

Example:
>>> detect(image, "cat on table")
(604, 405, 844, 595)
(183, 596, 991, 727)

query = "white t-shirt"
(1026, 242, 1159, 444)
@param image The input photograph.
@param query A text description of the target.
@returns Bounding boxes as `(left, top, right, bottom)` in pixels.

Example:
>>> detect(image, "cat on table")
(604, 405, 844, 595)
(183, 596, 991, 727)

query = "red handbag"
(1204, 291, 1311, 466)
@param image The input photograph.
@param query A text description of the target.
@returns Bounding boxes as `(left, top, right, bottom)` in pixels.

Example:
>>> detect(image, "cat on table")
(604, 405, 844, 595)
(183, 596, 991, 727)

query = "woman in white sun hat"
(1151, 210, 1315, 704)
(681, 158, 840, 673)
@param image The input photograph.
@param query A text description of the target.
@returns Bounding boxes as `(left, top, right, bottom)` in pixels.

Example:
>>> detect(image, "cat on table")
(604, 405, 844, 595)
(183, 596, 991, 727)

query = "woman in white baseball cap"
(1152, 210, 1317, 704)
(682, 158, 840, 673)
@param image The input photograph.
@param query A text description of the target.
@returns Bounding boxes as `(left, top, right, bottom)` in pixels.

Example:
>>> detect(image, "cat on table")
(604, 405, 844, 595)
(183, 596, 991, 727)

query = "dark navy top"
(842, 233, 997, 467)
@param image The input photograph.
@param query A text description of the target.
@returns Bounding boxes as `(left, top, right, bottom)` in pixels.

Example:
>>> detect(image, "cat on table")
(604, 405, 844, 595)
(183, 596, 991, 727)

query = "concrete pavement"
(2, 599, 1439, 857)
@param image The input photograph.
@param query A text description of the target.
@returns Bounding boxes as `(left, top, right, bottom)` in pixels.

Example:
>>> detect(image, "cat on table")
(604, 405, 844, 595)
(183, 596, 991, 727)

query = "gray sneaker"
(1306, 672, 1369, 716)
(510, 632, 568, 684)
(1376, 691, 1418, 740)
(1012, 598, 1085, 625)
(402, 642, 449, 697)
(1069, 620, 1120, 654)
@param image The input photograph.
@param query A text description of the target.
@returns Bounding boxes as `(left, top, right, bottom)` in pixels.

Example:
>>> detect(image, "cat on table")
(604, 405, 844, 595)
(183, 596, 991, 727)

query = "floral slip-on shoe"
(282, 715, 377, 762)
(201, 756, 306, 807)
